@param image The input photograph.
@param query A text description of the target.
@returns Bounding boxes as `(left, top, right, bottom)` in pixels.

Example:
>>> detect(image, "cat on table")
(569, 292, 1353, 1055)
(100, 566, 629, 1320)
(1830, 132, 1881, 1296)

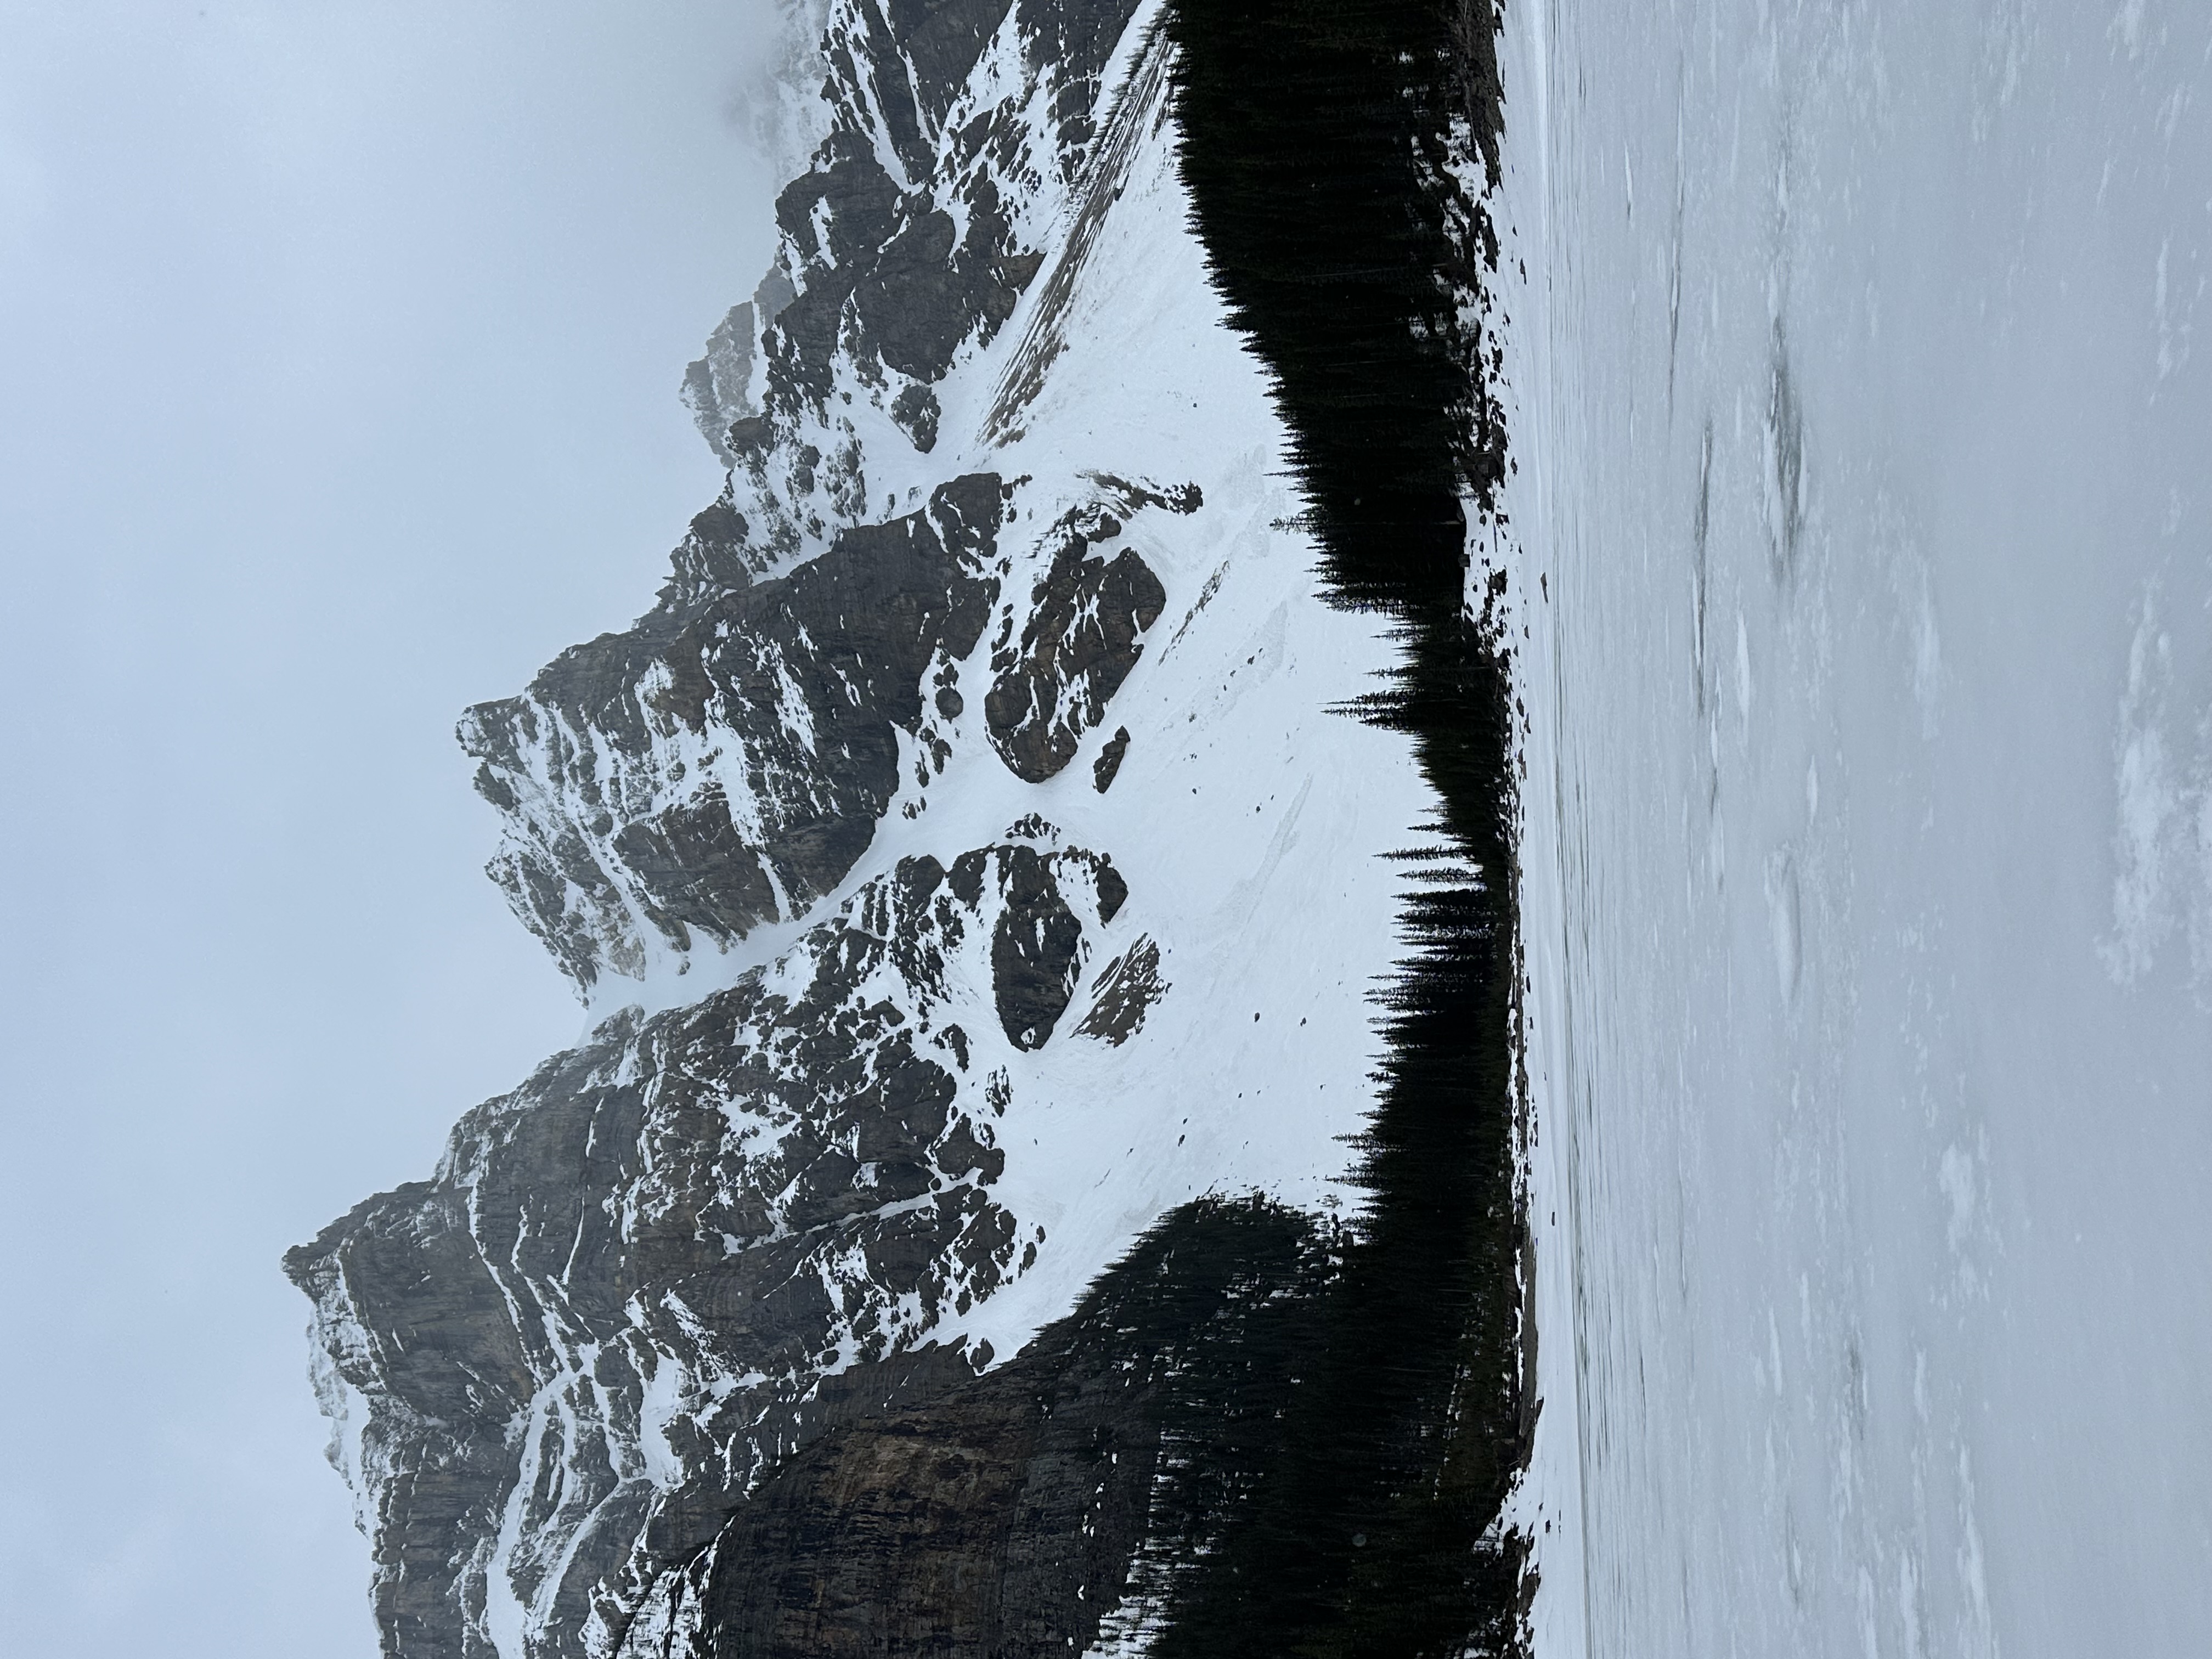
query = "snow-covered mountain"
(286, 3, 1525, 1656)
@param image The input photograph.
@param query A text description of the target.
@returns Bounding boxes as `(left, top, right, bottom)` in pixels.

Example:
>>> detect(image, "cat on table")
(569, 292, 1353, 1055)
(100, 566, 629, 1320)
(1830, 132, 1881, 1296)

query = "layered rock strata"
(287, 1, 1499, 1654)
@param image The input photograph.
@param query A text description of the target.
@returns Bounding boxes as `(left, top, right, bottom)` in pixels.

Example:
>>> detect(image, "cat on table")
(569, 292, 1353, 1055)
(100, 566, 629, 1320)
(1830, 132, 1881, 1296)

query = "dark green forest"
(1136, 2, 1532, 1654)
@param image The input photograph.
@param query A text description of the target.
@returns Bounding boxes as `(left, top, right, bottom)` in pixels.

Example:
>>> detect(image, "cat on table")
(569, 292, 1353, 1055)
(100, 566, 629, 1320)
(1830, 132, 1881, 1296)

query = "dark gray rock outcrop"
(766, 0, 1141, 409)
(680, 302, 759, 466)
(459, 475, 1003, 990)
(962, 837, 1123, 1047)
(608, 1196, 1335, 1659)
(1073, 933, 1163, 1045)
(287, 835, 1130, 1659)
(1092, 723, 1132, 791)
(985, 500, 1168, 782)
(708, 0, 1145, 586)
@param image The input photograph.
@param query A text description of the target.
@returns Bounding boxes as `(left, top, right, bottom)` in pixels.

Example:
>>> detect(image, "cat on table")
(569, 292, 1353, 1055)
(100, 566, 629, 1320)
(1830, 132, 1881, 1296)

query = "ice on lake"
(1491, 2, 2212, 1655)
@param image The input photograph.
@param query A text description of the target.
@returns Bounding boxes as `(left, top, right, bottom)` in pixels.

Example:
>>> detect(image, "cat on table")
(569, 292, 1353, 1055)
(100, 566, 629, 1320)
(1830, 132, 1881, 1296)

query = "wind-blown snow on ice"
(1491, 2, 2212, 1655)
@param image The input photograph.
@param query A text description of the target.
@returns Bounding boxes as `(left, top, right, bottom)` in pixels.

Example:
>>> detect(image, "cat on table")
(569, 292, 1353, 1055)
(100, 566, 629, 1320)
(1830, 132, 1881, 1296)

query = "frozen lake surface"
(1492, 1, 2211, 1655)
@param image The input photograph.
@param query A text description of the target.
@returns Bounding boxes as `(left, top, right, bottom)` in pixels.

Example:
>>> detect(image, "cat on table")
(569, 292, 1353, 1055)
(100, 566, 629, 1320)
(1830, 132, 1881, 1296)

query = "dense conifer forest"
(1139, 2, 1531, 1652)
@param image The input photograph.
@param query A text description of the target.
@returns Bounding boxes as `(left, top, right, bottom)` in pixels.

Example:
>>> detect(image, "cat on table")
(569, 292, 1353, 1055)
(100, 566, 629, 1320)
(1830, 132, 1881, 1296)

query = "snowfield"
(1491, 1, 2212, 1655)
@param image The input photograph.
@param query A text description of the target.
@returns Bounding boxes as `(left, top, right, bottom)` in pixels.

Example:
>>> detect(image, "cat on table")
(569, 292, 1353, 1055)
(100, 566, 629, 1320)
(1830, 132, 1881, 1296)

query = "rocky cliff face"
(287, 2, 1472, 1655)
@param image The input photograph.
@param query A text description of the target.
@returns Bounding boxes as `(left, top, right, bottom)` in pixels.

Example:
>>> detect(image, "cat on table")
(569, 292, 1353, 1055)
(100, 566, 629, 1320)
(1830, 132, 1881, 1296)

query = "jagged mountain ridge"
(458, 0, 1152, 996)
(287, 2, 1458, 1655)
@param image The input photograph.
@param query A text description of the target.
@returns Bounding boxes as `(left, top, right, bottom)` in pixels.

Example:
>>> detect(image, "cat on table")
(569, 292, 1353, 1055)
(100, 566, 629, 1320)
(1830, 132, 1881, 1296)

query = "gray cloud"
(0, 3, 780, 1653)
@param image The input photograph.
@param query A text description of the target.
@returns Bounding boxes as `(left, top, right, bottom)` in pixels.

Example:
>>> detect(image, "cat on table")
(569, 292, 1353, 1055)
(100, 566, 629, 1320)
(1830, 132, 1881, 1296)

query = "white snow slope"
(1488, 1, 2212, 1655)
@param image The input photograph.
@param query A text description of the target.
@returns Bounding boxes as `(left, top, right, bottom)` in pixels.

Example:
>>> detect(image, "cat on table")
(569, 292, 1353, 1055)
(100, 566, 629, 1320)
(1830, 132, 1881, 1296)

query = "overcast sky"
(0, 3, 780, 1651)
